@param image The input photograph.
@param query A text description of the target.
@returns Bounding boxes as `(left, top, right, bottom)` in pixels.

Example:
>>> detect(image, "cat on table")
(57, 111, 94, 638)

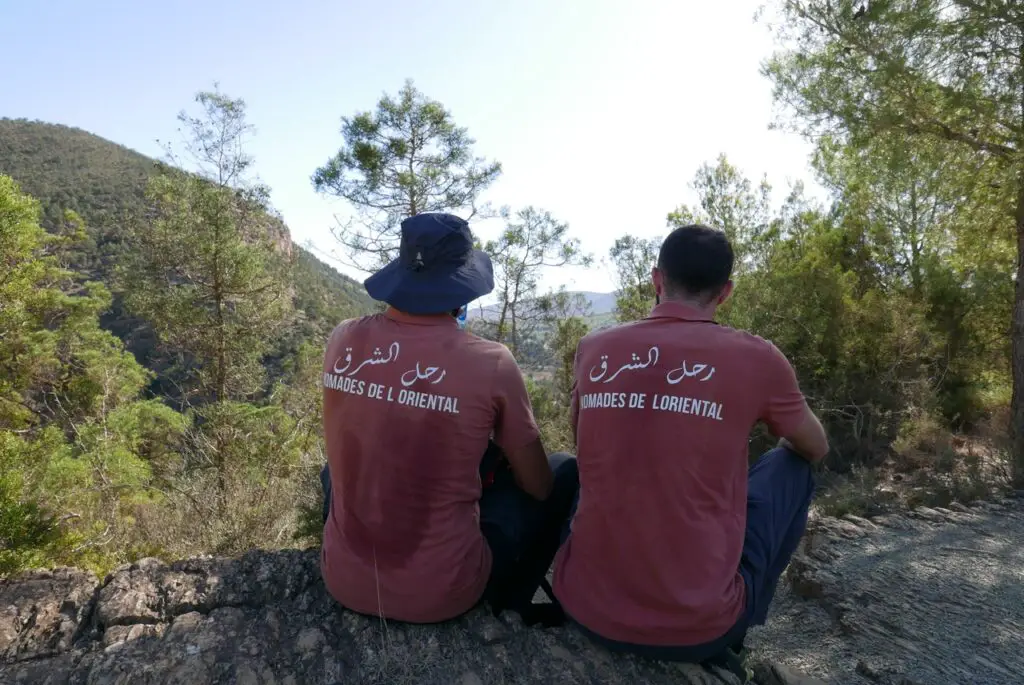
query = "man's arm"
(760, 343, 829, 464)
(492, 347, 554, 500)
(505, 438, 554, 500)
(777, 410, 829, 464)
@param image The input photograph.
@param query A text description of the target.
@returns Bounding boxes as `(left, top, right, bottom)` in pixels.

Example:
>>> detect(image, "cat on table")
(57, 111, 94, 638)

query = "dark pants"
(320, 450, 580, 614)
(565, 446, 816, 663)
(480, 452, 579, 611)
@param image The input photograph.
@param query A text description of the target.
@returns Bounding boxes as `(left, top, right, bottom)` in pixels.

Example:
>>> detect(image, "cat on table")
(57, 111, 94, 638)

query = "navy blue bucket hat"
(364, 213, 494, 315)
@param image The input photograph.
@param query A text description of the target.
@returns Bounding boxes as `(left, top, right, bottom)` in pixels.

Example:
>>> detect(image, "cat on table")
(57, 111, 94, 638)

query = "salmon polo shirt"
(320, 308, 540, 623)
(552, 301, 808, 646)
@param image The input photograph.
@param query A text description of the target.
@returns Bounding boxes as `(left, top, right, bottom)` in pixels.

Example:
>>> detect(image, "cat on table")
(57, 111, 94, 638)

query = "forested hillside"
(0, 97, 375, 575)
(0, 118, 373, 364)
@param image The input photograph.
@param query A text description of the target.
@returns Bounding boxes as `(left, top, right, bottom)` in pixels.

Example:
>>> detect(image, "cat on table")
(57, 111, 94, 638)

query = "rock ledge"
(1, 549, 823, 684)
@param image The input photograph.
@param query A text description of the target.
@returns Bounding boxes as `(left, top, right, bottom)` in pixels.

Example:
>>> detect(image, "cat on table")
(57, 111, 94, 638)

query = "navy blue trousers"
(564, 446, 816, 662)
(321, 451, 580, 613)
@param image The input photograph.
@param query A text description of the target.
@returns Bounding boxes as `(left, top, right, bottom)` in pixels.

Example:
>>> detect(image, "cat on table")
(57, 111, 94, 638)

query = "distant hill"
(575, 291, 617, 315)
(464, 290, 619, 369)
(0, 118, 374, 390)
(467, 290, 617, 321)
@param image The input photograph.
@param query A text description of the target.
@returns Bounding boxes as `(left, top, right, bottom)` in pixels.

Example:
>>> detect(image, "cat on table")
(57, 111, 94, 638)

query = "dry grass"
(116, 459, 323, 570)
(68, 401, 1012, 582)
(815, 408, 1012, 518)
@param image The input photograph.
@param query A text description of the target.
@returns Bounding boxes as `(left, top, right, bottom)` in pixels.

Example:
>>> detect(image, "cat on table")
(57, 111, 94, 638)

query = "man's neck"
(658, 295, 718, 316)
(386, 307, 457, 322)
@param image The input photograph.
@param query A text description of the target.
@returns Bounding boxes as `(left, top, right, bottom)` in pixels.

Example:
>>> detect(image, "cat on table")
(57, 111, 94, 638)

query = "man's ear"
(652, 266, 664, 300)
(716, 280, 734, 305)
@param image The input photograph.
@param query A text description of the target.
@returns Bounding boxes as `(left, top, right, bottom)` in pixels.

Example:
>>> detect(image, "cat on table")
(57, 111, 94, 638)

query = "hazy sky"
(1, 0, 820, 294)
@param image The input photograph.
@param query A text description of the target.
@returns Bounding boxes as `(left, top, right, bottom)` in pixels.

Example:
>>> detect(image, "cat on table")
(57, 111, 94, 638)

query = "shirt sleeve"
(492, 346, 542, 453)
(758, 341, 809, 438)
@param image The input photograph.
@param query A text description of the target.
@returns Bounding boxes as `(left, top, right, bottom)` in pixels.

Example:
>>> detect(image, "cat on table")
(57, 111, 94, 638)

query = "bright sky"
(1, 0, 821, 294)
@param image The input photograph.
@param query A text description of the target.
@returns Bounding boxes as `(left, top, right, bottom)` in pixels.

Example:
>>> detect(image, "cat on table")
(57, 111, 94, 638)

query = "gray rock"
(840, 515, 879, 533)
(0, 550, 821, 685)
(0, 567, 97, 662)
(754, 497, 1024, 684)
(908, 506, 948, 523)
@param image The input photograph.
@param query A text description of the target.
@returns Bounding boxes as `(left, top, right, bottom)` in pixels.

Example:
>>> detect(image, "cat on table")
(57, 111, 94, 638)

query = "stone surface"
(0, 549, 816, 685)
(5, 498, 1021, 684)
(750, 499, 1024, 685)
(0, 567, 97, 663)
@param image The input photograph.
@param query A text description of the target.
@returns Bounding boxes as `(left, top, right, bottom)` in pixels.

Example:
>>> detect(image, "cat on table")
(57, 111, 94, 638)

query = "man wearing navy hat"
(320, 212, 578, 627)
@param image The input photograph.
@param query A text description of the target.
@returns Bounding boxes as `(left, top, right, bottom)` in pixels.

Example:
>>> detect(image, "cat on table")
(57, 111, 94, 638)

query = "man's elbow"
(808, 424, 831, 463)
(507, 438, 555, 501)
(804, 442, 829, 464)
(780, 423, 829, 464)
(516, 469, 554, 501)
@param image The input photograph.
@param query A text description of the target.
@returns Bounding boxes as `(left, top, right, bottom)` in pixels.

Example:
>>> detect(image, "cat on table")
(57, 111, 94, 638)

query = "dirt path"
(750, 495, 1024, 685)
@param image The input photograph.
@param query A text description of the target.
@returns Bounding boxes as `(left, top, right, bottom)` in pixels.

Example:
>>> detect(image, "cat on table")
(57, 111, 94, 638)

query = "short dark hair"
(656, 224, 734, 301)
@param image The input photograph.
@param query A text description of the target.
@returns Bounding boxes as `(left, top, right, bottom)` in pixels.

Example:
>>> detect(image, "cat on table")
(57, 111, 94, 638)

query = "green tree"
(812, 132, 1013, 425)
(119, 89, 295, 500)
(551, 316, 590, 404)
(0, 179, 149, 432)
(813, 133, 1000, 291)
(312, 79, 502, 270)
(523, 310, 590, 452)
(668, 154, 775, 271)
(0, 175, 185, 574)
(120, 89, 294, 405)
(662, 156, 944, 464)
(608, 235, 660, 322)
(482, 207, 591, 357)
(763, 0, 1024, 481)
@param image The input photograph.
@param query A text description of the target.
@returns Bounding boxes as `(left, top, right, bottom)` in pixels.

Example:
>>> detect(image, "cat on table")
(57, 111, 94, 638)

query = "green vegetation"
(0, 91, 374, 575)
(478, 206, 592, 359)
(762, 0, 1021, 484)
(312, 78, 503, 270)
(0, 175, 183, 573)
(120, 91, 295, 406)
(608, 236, 659, 323)
(0, 117, 373, 354)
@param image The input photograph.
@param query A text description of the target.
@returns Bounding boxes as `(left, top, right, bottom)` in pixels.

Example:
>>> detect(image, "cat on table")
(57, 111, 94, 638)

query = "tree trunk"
(908, 183, 922, 295)
(212, 205, 227, 501)
(407, 128, 419, 217)
(1013, 32, 1024, 487)
(496, 294, 510, 346)
(511, 310, 518, 358)
(1011, 181, 1024, 486)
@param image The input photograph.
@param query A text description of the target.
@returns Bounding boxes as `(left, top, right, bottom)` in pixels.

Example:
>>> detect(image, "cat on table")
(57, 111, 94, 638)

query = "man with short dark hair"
(553, 224, 828, 672)
(320, 212, 578, 627)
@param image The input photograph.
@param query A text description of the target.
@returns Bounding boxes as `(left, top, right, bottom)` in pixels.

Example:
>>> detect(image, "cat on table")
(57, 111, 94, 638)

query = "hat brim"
(364, 249, 495, 315)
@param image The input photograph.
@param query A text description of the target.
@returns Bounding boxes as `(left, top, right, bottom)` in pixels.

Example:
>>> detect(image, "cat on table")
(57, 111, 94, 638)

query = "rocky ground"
(1, 495, 1022, 684)
(751, 495, 1024, 685)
